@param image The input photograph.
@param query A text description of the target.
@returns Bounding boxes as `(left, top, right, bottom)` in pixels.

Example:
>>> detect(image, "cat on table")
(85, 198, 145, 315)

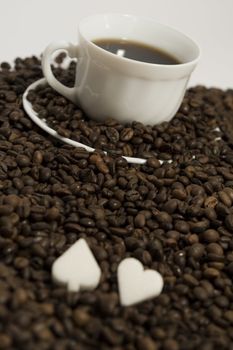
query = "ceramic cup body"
(42, 13, 200, 125)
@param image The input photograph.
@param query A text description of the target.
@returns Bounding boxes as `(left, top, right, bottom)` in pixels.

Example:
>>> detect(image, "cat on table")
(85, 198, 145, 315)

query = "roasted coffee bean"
(79, 218, 95, 228)
(190, 219, 209, 233)
(216, 202, 230, 217)
(0, 333, 12, 348)
(147, 157, 161, 169)
(225, 214, 233, 231)
(0, 204, 14, 216)
(0, 216, 14, 236)
(163, 339, 179, 350)
(73, 308, 90, 327)
(45, 207, 60, 221)
(120, 128, 134, 141)
(188, 243, 205, 260)
(135, 213, 146, 228)
(218, 190, 232, 207)
(183, 273, 199, 287)
(39, 167, 51, 182)
(32, 150, 43, 164)
(203, 267, 220, 279)
(97, 292, 118, 316)
(202, 229, 220, 243)
(193, 286, 209, 301)
(1, 61, 11, 70)
(172, 188, 187, 201)
(105, 127, 119, 143)
(3, 194, 20, 208)
(137, 336, 158, 350)
(14, 257, 29, 269)
(174, 220, 190, 234)
(162, 199, 177, 214)
(206, 243, 223, 256)
(174, 251, 186, 268)
(107, 199, 121, 210)
(16, 154, 30, 167)
(204, 196, 218, 208)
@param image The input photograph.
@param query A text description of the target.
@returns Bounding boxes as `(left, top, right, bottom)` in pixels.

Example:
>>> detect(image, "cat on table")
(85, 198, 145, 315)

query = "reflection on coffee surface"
(93, 38, 180, 65)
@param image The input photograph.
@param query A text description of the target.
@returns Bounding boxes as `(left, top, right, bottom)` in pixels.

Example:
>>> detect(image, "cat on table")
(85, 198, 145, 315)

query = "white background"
(0, 0, 232, 88)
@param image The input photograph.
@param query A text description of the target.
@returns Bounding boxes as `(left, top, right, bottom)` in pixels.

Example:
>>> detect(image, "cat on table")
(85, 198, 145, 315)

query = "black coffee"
(93, 38, 180, 65)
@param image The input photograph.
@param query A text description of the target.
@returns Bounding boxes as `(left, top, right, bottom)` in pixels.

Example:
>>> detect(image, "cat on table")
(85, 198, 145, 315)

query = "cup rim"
(79, 13, 201, 69)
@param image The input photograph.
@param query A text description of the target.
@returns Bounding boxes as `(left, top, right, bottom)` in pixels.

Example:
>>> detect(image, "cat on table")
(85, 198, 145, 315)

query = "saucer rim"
(22, 77, 148, 165)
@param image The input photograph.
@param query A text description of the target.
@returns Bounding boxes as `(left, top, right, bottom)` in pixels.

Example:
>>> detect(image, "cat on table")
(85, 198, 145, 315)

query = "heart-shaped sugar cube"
(118, 258, 163, 306)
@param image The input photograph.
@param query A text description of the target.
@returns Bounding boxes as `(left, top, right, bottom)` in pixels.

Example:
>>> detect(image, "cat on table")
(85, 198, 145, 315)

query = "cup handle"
(42, 41, 78, 104)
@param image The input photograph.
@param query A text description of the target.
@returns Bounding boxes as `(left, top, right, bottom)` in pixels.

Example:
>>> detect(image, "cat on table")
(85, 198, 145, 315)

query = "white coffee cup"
(42, 13, 200, 125)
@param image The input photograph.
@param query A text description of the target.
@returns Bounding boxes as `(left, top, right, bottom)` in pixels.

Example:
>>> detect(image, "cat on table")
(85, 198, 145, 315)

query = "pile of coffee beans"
(0, 56, 233, 350)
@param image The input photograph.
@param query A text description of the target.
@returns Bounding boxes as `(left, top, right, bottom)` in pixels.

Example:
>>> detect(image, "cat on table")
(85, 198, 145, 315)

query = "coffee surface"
(93, 38, 180, 64)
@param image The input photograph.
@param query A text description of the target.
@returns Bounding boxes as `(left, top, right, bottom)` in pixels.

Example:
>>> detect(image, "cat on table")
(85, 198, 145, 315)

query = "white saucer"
(22, 78, 148, 165)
